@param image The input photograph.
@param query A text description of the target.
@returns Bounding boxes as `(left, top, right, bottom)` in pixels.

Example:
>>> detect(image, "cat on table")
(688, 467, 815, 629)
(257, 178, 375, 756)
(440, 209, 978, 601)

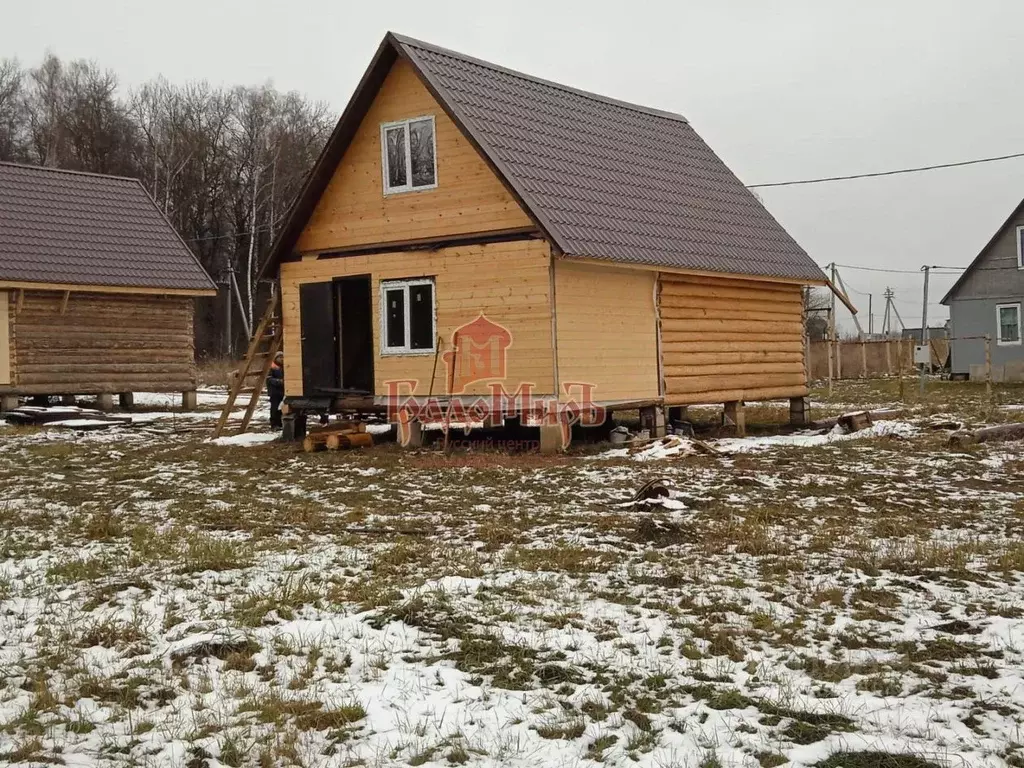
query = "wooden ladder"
(212, 294, 283, 439)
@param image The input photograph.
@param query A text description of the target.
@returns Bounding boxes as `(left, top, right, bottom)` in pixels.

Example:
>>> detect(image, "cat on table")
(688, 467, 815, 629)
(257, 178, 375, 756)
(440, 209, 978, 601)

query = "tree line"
(0, 54, 334, 358)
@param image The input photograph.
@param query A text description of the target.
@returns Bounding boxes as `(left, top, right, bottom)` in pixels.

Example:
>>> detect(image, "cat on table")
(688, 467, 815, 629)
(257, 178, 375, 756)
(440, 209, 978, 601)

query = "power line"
(833, 263, 964, 275)
(748, 150, 1024, 189)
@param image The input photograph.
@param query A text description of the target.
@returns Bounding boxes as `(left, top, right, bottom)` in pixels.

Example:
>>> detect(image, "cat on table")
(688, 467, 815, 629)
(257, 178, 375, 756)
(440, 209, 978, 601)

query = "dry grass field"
(1, 379, 1023, 768)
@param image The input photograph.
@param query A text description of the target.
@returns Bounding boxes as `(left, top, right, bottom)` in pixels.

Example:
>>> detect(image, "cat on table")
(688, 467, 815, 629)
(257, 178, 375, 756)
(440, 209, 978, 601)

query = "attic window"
(1017, 226, 1024, 269)
(381, 116, 437, 194)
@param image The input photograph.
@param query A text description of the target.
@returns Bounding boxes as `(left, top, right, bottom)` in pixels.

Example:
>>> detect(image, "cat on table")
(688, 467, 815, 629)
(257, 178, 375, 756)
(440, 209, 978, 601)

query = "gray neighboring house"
(941, 198, 1024, 380)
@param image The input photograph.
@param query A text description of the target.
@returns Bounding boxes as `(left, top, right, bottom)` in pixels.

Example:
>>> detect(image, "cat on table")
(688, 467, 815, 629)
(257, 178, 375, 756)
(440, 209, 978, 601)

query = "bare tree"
(0, 58, 25, 161)
(804, 287, 830, 341)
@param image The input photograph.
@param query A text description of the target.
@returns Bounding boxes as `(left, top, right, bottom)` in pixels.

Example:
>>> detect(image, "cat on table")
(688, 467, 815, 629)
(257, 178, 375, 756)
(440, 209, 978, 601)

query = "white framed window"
(380, 116, 437, 195)
(380, 278, 436, 355)
(1016, 226, 1024, 270)
(996, 302, 1021, 346)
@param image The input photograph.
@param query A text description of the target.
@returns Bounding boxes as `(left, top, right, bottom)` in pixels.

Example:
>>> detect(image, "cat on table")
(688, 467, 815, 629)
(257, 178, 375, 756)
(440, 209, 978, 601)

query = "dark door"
(299, 281, 338, 394)
(337, 276, 374, 393)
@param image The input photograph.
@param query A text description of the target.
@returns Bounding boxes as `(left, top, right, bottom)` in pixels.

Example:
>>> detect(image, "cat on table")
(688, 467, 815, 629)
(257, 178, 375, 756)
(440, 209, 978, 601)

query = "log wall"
(659, 274, 808, 404)
(1, 290, 197, 395)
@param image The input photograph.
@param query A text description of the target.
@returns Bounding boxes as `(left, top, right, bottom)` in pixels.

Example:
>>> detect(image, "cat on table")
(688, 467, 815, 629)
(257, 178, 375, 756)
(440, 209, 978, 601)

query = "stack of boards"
(302, 420, 374, 452)
(1, 405, 132, 431)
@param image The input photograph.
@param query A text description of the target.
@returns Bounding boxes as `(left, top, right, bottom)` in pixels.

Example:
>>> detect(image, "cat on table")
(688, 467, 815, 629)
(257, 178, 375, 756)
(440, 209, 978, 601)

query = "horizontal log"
(17, 363, 192, 374)
(663, 362, 805, 378)
(1, 382, 197, 396)
(665, 372, 805, 395)
(660, 282, 803, 305)
(17, 348, 192, 360)
(663, 385, 809, 406)
(658, 301, 801, 321)
(664, 351, 802, 366)
(661, 318, 803, 335)
(660, 340, 804, 354)
(15, 371, 196, 386)
(949, 423, 1024, 447)
(662, 331, 803, 344)
(14, 330, 194, 344)
(660, 273, 804, 295)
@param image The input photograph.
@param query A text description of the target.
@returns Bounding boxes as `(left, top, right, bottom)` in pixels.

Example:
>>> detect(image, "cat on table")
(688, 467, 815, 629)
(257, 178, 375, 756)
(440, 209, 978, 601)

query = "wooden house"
(0, 162, 217, 411)
(261, 33, 826, 447)
(941, 197, 1024, 381)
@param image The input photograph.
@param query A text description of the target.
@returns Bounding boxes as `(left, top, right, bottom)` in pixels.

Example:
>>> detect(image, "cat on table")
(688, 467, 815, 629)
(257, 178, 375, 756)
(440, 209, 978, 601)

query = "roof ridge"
(0, 160, 140, 183)
(389, 32, 689, 124)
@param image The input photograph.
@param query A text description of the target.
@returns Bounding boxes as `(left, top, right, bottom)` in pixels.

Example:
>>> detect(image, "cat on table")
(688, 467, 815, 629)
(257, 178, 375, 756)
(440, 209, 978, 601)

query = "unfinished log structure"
(260, 33, 826, 449)
(0, 163, 217, 411)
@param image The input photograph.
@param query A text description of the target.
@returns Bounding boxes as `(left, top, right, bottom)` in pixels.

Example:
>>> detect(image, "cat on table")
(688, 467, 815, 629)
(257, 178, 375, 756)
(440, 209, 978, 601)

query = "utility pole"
(868, 294, 873, 336)
(919, 266, 930, 395)
(222, 264, 233, 359)
(829, 263, 837, 381)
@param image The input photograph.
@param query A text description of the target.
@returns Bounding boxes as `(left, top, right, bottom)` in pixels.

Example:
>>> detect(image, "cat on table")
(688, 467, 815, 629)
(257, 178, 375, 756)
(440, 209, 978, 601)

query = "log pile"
(302, 420, 374, 452)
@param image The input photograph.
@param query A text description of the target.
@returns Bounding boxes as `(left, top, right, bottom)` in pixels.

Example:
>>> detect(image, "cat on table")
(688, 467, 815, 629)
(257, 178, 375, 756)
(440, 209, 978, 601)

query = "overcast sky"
(4, 0, 1024, 330)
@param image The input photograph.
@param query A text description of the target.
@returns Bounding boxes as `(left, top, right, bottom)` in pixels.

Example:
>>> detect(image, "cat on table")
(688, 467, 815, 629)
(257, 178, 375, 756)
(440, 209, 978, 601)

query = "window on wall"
(1017, 226, 1024, 269)
(381, 278, 435, 354)
(997, 303, 1021, 345)
(381, 116, 437, 194)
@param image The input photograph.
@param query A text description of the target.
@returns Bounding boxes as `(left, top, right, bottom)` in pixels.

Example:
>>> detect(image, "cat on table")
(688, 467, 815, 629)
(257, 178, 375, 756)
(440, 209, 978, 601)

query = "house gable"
(294, 58, 533, 254)
(944, 199, 1024, 303)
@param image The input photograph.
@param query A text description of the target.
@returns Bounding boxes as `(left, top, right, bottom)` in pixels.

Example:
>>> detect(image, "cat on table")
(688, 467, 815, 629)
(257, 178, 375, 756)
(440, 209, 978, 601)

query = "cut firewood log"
(949, 422, 1024, 448)
(838, 411, 873, 433)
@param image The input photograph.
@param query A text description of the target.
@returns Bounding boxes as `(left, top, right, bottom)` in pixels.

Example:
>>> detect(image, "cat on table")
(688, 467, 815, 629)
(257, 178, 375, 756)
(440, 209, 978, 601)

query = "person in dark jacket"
(267, 352, 284, 429)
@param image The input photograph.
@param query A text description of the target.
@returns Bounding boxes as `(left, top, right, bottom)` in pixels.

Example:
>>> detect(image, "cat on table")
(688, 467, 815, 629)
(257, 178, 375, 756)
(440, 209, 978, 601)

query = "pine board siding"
(553, 260, 660, 402)
(1, 291, 197, 395)
(659, 274, 808, 404)
(295, 59, 533, 254)
(279, 240, 554, 398)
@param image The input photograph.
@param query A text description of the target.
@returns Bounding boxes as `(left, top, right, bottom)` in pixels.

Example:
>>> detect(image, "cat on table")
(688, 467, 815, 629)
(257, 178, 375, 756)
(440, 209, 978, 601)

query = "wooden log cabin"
(0, 162, 217, 411)
(260, 33, 826, 448)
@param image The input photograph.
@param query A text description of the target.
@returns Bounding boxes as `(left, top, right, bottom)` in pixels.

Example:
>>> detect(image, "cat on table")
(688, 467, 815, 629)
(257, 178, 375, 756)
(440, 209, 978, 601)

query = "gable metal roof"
(940, 196, 1024, 305)
(0, 162, 216, 292)
(263, 32, 825, 283)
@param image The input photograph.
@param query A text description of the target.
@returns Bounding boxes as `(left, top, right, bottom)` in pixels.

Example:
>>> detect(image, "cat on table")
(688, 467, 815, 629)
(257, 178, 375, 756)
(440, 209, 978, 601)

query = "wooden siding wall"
(0, 291, 10, 385)
(279, 240, 554, 397)
(554, 260, 660, 402)
(1, 291, 197, 395)
(296, 59, 533, 253)
(660, 274, 808, 404)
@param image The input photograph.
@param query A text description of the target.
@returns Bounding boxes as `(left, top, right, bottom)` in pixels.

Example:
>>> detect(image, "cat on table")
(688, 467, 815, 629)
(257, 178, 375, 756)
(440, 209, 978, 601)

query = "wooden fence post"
(985, 334, 992, 406)
(885, 340, 893, 376)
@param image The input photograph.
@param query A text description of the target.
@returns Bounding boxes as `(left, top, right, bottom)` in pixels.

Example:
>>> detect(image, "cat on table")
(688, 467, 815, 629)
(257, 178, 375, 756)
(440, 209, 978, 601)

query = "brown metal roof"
(0, 162, 216, 292)
(264, 33, 825, 283)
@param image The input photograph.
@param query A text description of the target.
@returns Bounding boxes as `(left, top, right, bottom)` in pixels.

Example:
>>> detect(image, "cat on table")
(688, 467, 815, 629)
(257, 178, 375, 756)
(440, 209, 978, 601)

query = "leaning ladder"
(212, 294, 282, 439)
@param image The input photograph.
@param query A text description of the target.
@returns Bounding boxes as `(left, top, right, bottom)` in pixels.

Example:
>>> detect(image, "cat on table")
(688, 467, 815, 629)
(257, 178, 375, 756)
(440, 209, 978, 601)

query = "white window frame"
(1016, 226, 1024, 270)
(380, 278, 437, 356)
(380, 115, 438, 195)
(996, 302, 1022, 346)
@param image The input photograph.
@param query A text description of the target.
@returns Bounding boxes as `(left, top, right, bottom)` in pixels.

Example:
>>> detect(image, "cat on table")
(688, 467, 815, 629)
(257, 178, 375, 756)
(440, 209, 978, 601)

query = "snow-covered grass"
(1, 381, 1023, 767)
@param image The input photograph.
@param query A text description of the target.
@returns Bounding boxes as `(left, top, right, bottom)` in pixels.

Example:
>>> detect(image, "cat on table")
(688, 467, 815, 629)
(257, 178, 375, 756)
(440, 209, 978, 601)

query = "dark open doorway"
(299, 281, 339, 395)
(336, 275, 374, 394)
